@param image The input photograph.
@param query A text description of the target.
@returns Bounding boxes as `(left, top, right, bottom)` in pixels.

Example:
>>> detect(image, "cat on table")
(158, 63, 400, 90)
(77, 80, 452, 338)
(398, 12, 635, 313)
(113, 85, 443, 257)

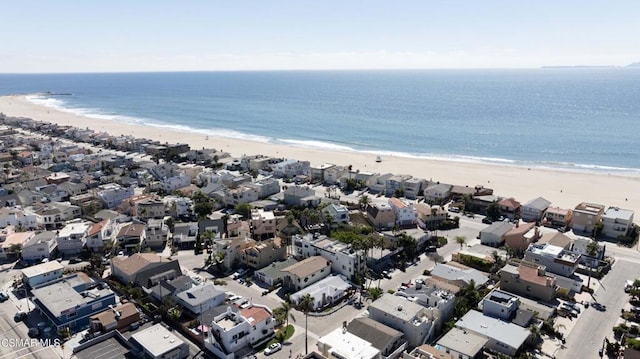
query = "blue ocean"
(1, 69, 639, 172)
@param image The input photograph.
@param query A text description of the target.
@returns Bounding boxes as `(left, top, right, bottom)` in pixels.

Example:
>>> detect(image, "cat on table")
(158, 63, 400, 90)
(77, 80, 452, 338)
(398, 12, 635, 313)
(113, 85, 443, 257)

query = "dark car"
(0, 292, 9, 302)
(14, 311, 27, 322)
(69, 258, 82, 264)
(426, 246, 437, 253)
(28, 328, 39, 338)
(482, 217, 493, 224)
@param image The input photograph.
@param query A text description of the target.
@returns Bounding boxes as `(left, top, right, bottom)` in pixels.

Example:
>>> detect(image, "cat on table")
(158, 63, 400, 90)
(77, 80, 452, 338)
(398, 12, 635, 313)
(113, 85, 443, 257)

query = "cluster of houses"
(1, 115, 638, 359)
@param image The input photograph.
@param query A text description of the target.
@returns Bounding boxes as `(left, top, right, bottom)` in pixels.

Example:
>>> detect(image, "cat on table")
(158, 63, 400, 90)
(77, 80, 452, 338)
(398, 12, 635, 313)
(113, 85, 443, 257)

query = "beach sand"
(1, 94, 639, 216)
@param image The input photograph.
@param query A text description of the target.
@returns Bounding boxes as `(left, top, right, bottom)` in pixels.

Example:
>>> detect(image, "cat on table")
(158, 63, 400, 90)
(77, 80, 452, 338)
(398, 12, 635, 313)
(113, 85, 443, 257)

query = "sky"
(2, 0, 640, 73)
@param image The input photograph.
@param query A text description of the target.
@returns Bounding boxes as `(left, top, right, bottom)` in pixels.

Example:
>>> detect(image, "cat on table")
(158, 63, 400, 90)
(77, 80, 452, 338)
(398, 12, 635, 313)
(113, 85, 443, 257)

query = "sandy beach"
(1, 94, 639, 216)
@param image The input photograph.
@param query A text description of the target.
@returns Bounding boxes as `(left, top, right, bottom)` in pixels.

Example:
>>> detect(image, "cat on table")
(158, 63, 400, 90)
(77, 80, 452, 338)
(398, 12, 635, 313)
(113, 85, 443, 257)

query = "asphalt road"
(557, 259, 640, 359)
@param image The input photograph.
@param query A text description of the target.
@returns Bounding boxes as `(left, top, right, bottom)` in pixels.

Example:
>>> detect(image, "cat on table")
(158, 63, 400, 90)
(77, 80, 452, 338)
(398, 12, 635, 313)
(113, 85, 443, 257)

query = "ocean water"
(0, 69, 639, 172)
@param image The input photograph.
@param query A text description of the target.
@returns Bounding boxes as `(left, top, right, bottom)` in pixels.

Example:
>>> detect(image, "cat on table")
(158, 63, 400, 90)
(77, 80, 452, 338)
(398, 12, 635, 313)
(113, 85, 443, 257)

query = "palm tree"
(455, 235, 466, 249)
(586, 240, 600, 288)
(299, 294, 315, 355)
(280, 301, 291, 328)
(359, 194, 371, 210)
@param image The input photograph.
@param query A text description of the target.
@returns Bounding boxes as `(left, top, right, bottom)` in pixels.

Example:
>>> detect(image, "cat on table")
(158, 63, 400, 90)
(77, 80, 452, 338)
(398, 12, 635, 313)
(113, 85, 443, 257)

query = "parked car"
(0, 292, 9, 302)
(28, 328, 39, 338)
(592, 302, 607, 311)
(482, 217, 493, 224)
(382, 270, 391, 279)
(69, 257, 82, 264)
(14, 311, 27, 322)
(264, 343, 282, 356)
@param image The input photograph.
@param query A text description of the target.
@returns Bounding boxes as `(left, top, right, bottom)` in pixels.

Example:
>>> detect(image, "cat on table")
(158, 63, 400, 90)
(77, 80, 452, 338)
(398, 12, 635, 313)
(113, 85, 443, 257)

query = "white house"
(524, 243, 581, 277)
(317, 328, 381, 359)
(601, 207, 635, 238)
(289, 275, 352, 310)
(22, 261, 64, 288)
(479, 221, 513, 247)
(271, 159, 310, 178)
(250, 209, 277, 240)
(292, 233, 365, 281)
(130, 324, 189, 359)
(56, 221, 90, 255)
(0, 207, 37, 230)
(145, 219, 169, 249)
(21, 231, 58, 262)
(162, 196, 193, 218)
(205, 305, 275, 359)
(388, 198, 418, 227)
(97, 183, 134, 209)
(322, 204, 350, 227)
(423, 183, 453, 204)
(174, 282, 226, 315)
(368, 294, 435, 347)
(85, 218, 116, 252)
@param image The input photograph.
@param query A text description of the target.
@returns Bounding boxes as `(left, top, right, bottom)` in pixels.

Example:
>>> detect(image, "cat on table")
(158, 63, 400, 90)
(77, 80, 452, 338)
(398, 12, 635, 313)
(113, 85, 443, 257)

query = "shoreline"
(1, 94, 639, 215)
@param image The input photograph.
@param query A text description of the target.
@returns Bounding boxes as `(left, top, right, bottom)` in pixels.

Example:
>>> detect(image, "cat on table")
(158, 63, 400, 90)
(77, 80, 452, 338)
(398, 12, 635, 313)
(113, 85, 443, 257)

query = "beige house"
(498, 197, 521, 220)
(542, 207, 573, 229)
(504, 222, 540, 252)
(415, 203, 448, 229)
(240, 237, 287, 270)
(281, 256, 331, 292)
(250, 209, 277, 240)
(572, 202, 605, 234)
(498, 261, 557, 302)
(366, 203, 396, 230)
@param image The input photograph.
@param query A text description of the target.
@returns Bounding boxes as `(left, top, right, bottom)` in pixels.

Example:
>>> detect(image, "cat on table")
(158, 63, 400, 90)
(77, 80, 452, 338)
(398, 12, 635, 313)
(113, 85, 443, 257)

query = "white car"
(264, 343, 282, 355)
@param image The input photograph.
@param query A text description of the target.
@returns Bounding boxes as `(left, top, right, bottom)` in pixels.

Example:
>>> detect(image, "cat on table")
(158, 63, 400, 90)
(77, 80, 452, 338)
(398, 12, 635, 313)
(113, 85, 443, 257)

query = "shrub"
(556, 288, 573, 301)
(387, 289, 395, 294)
(423, 269, 431, 276)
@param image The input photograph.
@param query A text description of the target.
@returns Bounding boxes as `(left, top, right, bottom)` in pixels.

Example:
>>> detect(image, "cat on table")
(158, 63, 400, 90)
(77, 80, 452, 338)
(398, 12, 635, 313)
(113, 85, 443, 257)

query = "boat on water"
(376, 156, 382, 163)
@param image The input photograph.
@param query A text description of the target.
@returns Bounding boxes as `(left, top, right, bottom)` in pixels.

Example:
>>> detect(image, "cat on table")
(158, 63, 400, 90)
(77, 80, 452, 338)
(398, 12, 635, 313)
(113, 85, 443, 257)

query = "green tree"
(298, 294, 315, 355)
(234, 203, 252, 219)
(586, 240, 600, 288)
(486, 202, 500, 220)
(455, 235, 466, 249)
(358, 194, 371, 209)
(368, 287, 383, 301)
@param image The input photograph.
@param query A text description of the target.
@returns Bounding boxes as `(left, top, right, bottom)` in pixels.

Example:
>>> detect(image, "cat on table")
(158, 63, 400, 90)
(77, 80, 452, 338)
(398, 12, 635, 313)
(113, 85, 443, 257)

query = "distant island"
(541, 62, 640, 69)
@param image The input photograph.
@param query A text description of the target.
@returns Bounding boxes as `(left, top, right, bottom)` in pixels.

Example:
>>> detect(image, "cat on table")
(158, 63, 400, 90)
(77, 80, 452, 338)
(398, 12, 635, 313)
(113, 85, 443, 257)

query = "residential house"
(254, 258, 298, 287)
(115, 223, 146, 252)
(403, 178, 427, 200)
(289, 275, 351, 310)
(415, 203, 447, 230)
(175, 282, 226, 315)
(281, 256, 331, 292)
(96, 183, 134, 209)
(385, 175, 412, 197)
(130, 324, 189, 359)
(498, 261, 557, 302)
(323, 165, 348, 185)
(503, 222, 540, 252)
(31, 278, 116, 332)
(0, 229, 36, 260)
(368, 173, 393, 194)
(162, 195, 193, 218)
(572, 202, 605, 234)
(430, 263, 489, 289)
(135, 198, 166, 220)
(536, 232, 572, 250)
(451, 244, 507, 271)
(213, 236, 256, 271)
(322, 204, 350, 227)
(479, 221, 513, 247)
(570, 237, 606, 267)
(146, 275, 193, 302)
(388, 198, 418, 227)
(224, 186, 261, 207)
(310, 163, 336, 183)
(317, 328, 381, 359)
(271, 159, 310, 179)
(173, 222, 198, 249)
(403, 345, 454, 359)
(601, 207, 635, 238)
(205, 305, 274, 359)
(498, 197, 521, 220)
(292, 233, 365, 281)
(240, 237, 287, 270)
(21, 230, 58, 262)
(447, 310, 530, 357)
(524, 243, 581, 277)
(423, 183, 453, 204)
(89, 302, 140, 333)
(110, 253, 181, 287)
(283, 185, 320, 208)
(56, 221, 90, 255)
(246, 177, 281, 198)
(85, 218, 115, 252)
(347, 317, 406, 359)
(21, 260, 64, 288)
(521, 197, 552, 223)
(0, 207, 37, 230)
(368, 294, 435, 347)
(542, 207, 573, 229)
(366, 203, 397, 230)
(250, 209, 277, 239)
(394, 283, 456, 331)
(469, 195, 502, 215)
(144, 219, 169, 249)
